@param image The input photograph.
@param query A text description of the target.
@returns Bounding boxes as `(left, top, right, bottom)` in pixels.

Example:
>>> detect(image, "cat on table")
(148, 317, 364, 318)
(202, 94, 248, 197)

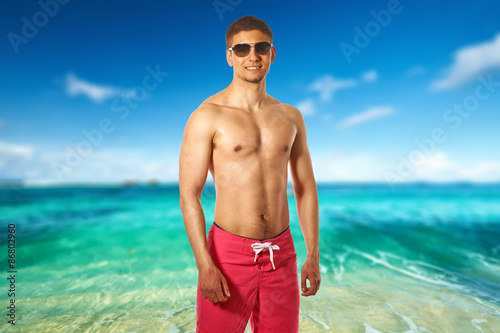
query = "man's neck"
(226, 76, 268, 112)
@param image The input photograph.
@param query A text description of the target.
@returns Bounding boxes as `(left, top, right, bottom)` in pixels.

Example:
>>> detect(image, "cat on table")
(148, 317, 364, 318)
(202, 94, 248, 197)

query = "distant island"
(123, 178, 159, 187)
(0, 179, 24, 188)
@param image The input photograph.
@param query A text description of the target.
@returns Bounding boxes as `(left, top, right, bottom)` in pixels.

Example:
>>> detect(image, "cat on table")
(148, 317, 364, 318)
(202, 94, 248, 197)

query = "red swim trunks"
(196, 222, 300, 333)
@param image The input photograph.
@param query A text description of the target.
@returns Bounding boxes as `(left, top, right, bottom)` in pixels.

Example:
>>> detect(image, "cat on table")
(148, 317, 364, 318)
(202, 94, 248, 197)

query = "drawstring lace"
(251, 242, 280, 270)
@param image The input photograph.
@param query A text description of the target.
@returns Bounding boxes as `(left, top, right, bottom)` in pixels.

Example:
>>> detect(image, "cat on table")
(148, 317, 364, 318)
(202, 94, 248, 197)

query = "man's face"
(226, 30, 275, 84)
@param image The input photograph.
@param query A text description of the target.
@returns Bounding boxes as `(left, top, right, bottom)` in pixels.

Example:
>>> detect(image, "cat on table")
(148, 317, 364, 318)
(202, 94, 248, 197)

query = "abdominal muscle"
(212, 159, 290, 240)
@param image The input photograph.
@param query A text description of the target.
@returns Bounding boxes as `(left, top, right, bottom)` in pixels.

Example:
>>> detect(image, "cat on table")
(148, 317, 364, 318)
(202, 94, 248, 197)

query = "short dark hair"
(226, 15, 273, 49)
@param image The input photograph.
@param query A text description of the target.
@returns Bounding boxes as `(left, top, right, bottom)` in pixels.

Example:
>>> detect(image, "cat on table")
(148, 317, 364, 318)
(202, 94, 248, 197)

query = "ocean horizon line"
(1, 178, 500, 189)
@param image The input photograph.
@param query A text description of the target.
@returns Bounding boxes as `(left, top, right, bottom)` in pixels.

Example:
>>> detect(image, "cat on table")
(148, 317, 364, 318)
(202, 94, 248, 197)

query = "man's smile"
(245, 65, 262, 71)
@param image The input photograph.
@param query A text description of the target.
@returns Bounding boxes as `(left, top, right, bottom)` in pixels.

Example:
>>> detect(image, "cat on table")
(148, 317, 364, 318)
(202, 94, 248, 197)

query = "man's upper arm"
(288, 106, 316, 195)
(179, 106, 215, 199)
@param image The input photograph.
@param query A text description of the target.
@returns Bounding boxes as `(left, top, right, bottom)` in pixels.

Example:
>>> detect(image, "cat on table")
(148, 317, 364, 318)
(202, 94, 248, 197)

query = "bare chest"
(213, 113, 296, 157)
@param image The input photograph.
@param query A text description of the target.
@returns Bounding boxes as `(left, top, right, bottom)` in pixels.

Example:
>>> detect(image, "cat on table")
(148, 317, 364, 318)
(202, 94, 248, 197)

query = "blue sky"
(1, 0, 500, 185)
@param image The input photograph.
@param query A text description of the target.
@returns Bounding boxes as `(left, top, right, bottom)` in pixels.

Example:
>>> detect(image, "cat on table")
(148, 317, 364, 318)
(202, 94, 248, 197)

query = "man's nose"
(247, 46, 261, 60)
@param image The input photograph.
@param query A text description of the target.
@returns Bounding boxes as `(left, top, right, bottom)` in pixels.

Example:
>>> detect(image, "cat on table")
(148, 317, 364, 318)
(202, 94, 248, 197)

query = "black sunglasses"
(228, 42, 273, 57)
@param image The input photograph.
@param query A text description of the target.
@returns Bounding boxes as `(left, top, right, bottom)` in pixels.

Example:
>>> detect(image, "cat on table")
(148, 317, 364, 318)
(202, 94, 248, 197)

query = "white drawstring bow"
(251, 242, 280, 270)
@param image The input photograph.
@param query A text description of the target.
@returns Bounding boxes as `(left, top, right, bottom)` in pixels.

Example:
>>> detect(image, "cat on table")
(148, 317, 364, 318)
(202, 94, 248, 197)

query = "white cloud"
(0, 142, 178, 185)
(415, 151, 500, 182)
(361, 69, 378, 83)
(431, 33, 500, 90)
(309, 150, 500, 183)
(413, 151, 459, 181)
(468, 161, 500, 181)
(311, 152, 387, 182)
(295, 99, 315, 116)
(298, 70, 379, 117)
(308, 74, 357, 101)
(49, 148, 178, 183)
(0, 141, 34, 159)
(338, 106, 395, 129)
(65, 73, 136, 103)
(0, 140, 34, 174)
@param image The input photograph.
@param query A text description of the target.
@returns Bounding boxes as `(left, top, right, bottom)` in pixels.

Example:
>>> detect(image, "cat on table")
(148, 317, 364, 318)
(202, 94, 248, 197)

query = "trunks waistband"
(213, 221, 289, 241)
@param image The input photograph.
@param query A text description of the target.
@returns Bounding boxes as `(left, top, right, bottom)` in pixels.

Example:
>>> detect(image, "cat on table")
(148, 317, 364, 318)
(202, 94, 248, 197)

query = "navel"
(234, 145, 242, 152)
(284, 145, 289, 151)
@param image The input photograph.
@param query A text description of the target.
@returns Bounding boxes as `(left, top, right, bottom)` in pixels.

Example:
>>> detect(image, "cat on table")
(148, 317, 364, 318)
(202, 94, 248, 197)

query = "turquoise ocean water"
(0, 183, 499, 332)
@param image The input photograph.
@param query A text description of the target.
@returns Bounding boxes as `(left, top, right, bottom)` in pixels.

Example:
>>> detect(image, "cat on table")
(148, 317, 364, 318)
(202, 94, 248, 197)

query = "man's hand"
(198, 263, 231, 303)
(301, 257, 321, 296)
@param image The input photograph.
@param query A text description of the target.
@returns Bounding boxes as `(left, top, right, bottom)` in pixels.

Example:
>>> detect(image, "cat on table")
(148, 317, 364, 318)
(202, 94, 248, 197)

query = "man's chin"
(245, 76, 264, 83)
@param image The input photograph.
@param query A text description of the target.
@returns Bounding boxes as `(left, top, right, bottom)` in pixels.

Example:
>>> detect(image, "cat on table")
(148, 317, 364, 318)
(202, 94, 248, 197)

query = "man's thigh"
(250, 253, 300, 333)
(196, 279, 257, 333)
(196, 224, 259, 333)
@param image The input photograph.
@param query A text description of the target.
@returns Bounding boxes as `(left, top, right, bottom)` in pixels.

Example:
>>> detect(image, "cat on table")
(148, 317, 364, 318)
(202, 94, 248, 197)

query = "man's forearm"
(295, 186, 320, 259)
(180, 196, 214, 269)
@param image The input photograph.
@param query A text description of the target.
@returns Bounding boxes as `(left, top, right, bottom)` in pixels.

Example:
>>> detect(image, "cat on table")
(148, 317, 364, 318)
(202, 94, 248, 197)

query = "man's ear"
(270, 46, 276, 64)
(226, 50, 233, 67)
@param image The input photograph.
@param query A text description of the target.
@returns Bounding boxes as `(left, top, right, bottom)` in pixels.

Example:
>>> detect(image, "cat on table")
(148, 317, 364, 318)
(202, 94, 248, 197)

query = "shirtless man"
(179, 15, 320, 333)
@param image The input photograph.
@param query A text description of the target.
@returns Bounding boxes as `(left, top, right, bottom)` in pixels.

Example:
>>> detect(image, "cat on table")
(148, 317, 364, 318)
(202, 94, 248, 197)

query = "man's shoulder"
(189, 96, 222, 120)
(264, 95, 300, 116)
(272, 100, 304, 123)
(280, 103, 301, 115)
(194, 91, 229, 114)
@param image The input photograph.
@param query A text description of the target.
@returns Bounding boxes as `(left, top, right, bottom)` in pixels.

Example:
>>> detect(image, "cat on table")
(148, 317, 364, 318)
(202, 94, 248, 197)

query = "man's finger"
(311, 278, 320, 295)
(310, 278, 319, 292)
(301, 288, 312, 296)
(215, 289, 227, 303)
(222, 277, 231, 298)
(303, 286, 315, 296)
(301, 273, 307, 292)
(315, 279, 321, 294)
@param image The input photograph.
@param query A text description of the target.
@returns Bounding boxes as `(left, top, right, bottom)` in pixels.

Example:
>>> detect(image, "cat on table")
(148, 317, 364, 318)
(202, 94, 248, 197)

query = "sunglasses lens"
(233, 44, 250, 56)
(231, 42, 272, 56)
(255, 42, 272, 55)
